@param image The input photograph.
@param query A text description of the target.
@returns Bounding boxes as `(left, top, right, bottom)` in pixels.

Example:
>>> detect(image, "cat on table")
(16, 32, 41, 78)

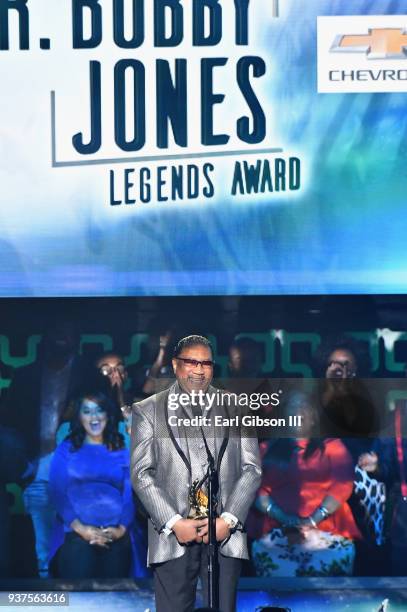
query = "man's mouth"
(188, 376, 206, 385)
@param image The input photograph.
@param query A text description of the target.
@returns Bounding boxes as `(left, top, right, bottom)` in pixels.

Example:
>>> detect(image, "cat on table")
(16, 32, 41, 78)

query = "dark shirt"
(0, 426, 27, 575)
(0, 426, 27, 483)
(372, 437, 407, 489)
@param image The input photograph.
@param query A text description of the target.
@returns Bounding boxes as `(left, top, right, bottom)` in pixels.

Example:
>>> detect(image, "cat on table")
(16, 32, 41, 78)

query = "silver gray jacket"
(130, 383, 262, 565)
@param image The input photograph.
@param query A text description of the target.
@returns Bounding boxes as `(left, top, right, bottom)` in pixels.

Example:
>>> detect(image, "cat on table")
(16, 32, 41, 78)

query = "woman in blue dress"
(49, 390, 134, 578)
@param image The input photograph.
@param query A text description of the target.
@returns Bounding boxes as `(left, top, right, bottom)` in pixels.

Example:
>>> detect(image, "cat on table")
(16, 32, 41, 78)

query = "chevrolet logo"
(331, 28, 407, 59)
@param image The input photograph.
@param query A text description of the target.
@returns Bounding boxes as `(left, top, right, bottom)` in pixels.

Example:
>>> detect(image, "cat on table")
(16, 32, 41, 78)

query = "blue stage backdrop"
(0, 0, 406, 296)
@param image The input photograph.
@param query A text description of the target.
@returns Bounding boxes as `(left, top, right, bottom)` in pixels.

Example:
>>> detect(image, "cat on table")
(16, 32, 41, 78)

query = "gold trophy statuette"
(188, 477, 211, 519)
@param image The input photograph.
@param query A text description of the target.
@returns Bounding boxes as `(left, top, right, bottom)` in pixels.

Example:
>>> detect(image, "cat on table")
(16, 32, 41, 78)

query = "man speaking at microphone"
(131, 335, 261, 612)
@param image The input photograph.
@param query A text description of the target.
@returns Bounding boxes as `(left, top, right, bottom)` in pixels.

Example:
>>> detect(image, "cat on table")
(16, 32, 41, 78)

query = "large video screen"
(0, 0, 405, 296)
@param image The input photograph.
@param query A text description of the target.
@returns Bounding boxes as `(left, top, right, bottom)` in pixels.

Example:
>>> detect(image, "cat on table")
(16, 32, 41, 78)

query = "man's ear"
(172, 358, 178, 374)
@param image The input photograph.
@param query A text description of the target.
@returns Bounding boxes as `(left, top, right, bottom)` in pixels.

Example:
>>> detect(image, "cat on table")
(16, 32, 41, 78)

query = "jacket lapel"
(164, 383, 191, 475)
(163, 383, 230, 476)
(205, 386, 229, 473)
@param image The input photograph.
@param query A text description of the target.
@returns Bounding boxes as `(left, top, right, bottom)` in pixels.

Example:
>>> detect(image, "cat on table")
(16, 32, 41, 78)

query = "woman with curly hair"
(49, 389, 133, 578)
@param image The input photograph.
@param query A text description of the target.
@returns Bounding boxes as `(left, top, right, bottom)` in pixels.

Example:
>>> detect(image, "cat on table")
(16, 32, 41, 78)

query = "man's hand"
(358, 451, 378, 473)
(172, 518, 208, 544)
(202, 518, 230, 544)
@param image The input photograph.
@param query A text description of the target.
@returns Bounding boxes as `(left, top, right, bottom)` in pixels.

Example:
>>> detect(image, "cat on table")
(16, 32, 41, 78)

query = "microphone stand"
(200, 426, 219, 610)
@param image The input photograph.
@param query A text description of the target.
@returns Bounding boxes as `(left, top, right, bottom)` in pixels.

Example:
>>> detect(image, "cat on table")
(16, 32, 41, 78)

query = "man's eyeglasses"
(175, 357, 215, 368)
(99, 364, 126, 377)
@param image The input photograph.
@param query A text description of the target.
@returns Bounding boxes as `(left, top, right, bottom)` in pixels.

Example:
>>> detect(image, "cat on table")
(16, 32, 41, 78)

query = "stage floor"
(1, 578, 406, 611)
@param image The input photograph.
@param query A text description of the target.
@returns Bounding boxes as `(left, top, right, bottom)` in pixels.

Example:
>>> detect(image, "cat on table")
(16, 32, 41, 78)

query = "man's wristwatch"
(221, 515, 239, 532)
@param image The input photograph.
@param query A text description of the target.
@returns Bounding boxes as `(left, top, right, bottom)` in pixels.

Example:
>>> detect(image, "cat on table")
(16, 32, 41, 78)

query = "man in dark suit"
(131, 335, 261, 612)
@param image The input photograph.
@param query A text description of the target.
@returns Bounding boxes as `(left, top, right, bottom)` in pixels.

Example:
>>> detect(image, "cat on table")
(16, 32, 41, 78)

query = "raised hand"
(358, 451, 378, 473)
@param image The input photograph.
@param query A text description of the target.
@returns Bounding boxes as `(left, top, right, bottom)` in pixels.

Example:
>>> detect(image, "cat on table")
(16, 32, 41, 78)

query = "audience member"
(315, 336, 378, 446)
(95, 352, 132, 432)
(228, 337, 264, 378)
(2, 316, 91, 577)
(358, 399, 407, 576)
(225, 337, 286, 444)
(250, 391, 360, 577)
(316, 337, 385, 575)
(140, 328, 176, 396)
(0, 426, 27, 576)
(49, 390, 133, 579)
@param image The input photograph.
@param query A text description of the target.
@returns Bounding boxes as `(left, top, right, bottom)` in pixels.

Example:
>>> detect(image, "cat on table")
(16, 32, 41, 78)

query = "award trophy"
(188, 474, 215, 519)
